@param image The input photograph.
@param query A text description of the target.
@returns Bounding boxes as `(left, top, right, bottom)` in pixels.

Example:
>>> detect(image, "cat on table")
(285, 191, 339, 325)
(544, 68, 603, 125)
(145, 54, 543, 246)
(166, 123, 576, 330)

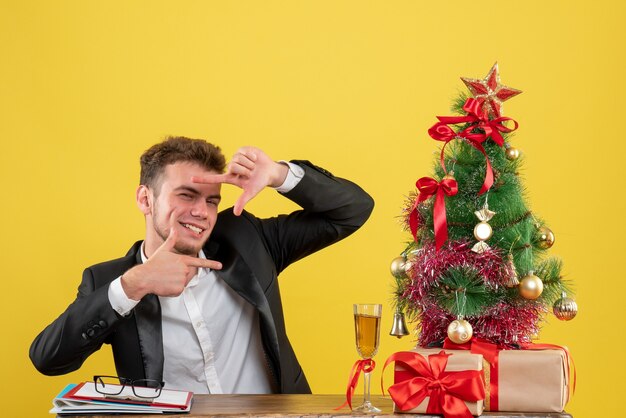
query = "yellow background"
(1, 1, 623, 416)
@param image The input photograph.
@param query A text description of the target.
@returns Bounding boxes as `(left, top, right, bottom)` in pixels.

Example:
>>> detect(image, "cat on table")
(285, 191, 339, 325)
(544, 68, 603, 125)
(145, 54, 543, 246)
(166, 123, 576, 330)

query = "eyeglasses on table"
(93, 375, 165, 399)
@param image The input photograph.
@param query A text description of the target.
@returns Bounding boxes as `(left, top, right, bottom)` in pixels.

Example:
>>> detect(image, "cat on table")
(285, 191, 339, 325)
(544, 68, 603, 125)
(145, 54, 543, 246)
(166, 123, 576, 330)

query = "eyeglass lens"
(132, 379, 162, 398)
(94, 376, 125, 395)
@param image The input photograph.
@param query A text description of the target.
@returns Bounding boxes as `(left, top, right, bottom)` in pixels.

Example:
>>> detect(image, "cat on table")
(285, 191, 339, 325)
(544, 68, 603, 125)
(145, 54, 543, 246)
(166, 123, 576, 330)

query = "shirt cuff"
(108, 277, 140, 316)
(273, 161, 305, 193)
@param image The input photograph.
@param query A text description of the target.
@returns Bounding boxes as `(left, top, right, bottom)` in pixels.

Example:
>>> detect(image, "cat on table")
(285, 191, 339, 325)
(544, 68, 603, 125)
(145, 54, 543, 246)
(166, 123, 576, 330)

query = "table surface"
(61, 394, 573, 418)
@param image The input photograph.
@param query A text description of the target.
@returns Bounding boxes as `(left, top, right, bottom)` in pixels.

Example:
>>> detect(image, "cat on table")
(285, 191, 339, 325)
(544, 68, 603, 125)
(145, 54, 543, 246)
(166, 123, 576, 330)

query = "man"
(30, 136, 374, 394)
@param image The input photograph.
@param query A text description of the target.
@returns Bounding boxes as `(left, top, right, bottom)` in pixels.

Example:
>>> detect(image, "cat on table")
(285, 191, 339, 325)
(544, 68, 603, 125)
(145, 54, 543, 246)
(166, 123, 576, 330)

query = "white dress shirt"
(108, 162, 304, 393)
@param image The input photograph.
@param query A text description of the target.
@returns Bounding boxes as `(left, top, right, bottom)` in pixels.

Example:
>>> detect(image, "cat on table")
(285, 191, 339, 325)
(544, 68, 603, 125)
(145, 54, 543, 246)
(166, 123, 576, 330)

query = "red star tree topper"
(461, 62, 522, 118)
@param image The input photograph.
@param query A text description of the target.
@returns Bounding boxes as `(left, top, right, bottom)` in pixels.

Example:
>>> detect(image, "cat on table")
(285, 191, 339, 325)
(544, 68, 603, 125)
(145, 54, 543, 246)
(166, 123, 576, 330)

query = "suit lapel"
(134, 295, 164, 381)
(212, 239, 274, 317)
(129, 243, 165, 381)
(210, 240, 281, 375)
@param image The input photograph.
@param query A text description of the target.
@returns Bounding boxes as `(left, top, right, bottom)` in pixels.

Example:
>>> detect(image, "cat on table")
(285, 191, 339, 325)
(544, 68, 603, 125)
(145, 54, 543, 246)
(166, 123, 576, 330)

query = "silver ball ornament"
(553, 294, 578, 321)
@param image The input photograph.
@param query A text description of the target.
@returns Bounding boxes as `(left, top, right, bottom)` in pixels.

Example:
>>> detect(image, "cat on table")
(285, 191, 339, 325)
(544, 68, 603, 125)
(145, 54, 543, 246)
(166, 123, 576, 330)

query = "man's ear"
(136, 185, 152, 216)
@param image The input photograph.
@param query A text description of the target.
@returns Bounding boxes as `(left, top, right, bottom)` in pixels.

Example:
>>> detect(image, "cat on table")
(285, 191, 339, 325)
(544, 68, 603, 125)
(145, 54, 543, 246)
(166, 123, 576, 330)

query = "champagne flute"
(353, 303, 382, 413)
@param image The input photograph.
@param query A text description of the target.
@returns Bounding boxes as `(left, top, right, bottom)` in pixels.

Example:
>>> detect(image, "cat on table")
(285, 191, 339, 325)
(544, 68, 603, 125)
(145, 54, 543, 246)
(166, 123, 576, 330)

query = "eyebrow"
(174, 185, 221, 200)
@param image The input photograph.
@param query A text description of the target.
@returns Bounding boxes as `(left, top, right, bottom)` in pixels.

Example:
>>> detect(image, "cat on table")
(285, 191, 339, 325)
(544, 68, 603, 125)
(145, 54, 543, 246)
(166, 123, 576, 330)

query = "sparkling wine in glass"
(353, 303, 382, 413)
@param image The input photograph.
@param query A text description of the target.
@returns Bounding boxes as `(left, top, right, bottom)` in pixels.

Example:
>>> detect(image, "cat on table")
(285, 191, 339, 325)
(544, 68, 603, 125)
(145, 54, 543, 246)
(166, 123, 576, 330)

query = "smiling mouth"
(181, 223, 205, 235)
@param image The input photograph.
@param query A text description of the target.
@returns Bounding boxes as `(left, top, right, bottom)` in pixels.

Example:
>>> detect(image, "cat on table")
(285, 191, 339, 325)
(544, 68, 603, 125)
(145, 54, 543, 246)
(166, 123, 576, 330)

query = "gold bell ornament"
(389, 307, 410, 338)
(553, 292, 578, 321)
(519, 271, 544, 300)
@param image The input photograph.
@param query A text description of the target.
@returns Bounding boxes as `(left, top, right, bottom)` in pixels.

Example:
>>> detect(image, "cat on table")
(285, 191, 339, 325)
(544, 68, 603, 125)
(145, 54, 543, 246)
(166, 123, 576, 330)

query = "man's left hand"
(192, 146, 288, 216)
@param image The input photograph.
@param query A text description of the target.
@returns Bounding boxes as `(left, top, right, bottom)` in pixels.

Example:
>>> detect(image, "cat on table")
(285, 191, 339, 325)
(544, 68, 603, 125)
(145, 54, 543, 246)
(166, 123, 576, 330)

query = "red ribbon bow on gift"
(335, 358, 375, 410)
(428, 98, 519, 195)
(409, 176, 458, 250)
(444, 337, 502, 411)
(383, 351, 485, 418)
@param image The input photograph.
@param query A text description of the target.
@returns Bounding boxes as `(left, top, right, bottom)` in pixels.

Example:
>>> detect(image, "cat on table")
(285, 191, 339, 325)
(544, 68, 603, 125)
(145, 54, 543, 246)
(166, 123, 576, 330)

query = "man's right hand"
(120, 215, 222, 300)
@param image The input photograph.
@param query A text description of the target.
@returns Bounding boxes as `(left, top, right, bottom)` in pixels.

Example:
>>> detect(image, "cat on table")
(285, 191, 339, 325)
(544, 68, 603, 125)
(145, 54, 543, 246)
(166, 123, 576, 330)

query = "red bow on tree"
(409, 176, 458, 250)
(437, 98, 519, 146)
(428, 98, 519, 195)
(383, 351, 485, 418)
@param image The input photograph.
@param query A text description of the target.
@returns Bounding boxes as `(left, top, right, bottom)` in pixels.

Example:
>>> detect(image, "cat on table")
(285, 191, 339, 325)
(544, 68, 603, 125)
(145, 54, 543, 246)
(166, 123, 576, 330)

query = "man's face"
(143, 162, 221, 256)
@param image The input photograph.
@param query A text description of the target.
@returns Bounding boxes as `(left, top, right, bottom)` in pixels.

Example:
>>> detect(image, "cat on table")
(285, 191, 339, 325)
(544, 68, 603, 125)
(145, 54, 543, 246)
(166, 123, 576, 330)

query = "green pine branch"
(431, 266, 501, 317)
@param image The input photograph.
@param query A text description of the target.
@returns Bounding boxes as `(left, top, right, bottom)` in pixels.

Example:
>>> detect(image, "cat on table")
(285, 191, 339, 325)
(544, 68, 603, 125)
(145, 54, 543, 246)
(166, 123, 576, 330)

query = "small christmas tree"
(391, 63, 578, 347)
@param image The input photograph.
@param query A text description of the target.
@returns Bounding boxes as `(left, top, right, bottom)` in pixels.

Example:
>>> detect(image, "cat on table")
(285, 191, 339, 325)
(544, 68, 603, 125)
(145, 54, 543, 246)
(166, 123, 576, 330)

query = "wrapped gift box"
(391, 345, 570, 414)
(392, 348, 484, 416)
(395, 346, 570, 415)
(492, 347, 570, 412)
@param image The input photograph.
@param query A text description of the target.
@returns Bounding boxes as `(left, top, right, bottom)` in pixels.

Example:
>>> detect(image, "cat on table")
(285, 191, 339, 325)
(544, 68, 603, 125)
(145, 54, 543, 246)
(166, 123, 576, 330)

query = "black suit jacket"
(30, 161, 374, 394)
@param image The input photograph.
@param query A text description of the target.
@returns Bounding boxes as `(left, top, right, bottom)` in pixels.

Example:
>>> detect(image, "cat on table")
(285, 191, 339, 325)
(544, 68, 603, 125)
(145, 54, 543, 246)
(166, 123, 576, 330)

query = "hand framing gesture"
(192, 146, 288, 216)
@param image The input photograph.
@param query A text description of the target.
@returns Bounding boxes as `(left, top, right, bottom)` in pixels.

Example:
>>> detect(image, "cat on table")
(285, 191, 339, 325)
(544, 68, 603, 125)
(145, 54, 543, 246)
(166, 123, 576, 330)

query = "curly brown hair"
(140, 136, 226, 193)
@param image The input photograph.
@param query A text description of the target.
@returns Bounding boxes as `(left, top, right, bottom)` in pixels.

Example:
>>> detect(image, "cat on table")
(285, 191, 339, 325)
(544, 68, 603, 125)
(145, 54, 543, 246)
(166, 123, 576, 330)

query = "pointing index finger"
(183, 256, 223, 270)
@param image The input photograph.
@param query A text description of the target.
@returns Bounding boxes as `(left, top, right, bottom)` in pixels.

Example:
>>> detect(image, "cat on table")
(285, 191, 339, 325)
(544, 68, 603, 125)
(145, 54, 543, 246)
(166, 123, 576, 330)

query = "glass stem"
(363, 370, 372, 406)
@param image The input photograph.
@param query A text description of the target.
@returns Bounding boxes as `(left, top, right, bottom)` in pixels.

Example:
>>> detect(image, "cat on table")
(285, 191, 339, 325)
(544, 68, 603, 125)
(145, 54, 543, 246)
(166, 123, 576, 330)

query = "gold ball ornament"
(390, 256, 408, 279)
(536, 226, 556, 249)
(443, 172, 456, 181)
(553, 294, 578, 321)
(447, 319, 473, 344)
(519, 272, 544, 300)
(505, 147, 520, 160)
(473, 222, 493, 241)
